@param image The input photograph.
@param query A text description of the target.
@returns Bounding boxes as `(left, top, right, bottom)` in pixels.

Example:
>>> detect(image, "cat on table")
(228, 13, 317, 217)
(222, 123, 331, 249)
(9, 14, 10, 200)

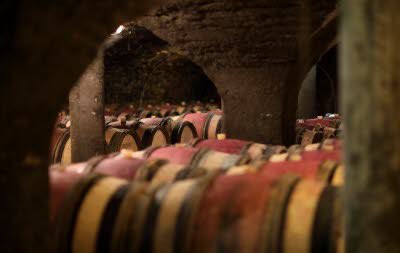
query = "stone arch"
(136, 0, 339, 144)
(69, 22, 222, 162)
(102, 22, 220, 106)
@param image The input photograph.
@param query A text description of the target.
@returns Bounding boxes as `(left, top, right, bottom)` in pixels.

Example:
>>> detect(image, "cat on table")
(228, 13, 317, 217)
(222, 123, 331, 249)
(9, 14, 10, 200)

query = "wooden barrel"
(141, 117, 198, 144)
(108, 120, 169, 149)
(182, 113, 222, 139)
(110, 182, 153, 253)
(105, 127, 141, 153)
(52, 129, 72, 165)
(140, 173, 218, 253)
(55, 174, 130, 253)
(147, 146, 200, 165)
(264, 177, 342, 253)
(140, 179, 197, 253)
(161, 118, 198, 144)
(188, 172, 292, 253)
(203, 113, 222, 139)
(50, 169, 85, 221)
(134, 122, 169, 149)
(171, 121, 198, 144)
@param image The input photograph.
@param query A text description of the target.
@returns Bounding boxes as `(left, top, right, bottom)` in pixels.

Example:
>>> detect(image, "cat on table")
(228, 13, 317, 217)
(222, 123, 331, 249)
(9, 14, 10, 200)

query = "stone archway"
(69, 22, 221, 162)
(137, 0, 338, 144)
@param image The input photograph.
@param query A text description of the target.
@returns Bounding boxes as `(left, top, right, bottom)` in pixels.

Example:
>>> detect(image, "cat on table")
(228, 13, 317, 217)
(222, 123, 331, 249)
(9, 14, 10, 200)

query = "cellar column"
(341, 0, 400, 252)
(70, 53, 106, 163)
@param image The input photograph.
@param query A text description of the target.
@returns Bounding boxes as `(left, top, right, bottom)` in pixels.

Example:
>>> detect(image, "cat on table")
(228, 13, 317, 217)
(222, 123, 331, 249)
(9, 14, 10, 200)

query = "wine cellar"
(1, 1, 399, 253)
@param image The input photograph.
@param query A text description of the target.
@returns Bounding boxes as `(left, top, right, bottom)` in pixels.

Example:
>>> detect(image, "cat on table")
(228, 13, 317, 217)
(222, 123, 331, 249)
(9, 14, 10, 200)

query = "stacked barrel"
(50, 102, 223, 166)
(106, 101, 221, 119)
(50, 136, 344, 253)
(296, 114, 342, 146)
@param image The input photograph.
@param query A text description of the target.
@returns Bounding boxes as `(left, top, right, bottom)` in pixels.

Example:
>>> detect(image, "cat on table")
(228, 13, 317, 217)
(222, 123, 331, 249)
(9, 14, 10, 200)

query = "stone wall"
(137, 0, 337, 144)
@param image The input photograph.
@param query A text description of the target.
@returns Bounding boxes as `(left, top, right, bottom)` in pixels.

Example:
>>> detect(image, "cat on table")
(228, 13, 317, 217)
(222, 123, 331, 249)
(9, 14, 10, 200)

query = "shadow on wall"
(103, 22, 221, 106)
(297, 46, 338, 118)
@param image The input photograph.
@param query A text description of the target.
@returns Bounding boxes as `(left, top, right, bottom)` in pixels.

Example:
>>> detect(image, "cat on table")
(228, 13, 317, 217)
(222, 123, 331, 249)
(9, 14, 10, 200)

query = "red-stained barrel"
(182, 113, 222, 139)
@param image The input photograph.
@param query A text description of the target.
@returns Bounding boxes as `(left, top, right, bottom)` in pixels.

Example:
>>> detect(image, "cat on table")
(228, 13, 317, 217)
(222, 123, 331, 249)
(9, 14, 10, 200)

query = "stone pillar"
(341, 0, 400, 252)
(216, 66, 292, 144)
(139, 0, 338, 144)
(69, 55, 106, 163)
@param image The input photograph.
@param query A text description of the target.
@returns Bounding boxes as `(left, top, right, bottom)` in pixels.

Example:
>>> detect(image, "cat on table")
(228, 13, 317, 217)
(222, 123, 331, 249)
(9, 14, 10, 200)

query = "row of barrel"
(57, 102, 220, 124)
(104, 101, 221, 120)
(51, 111, 224, 165)
(296, 114, 342, 146)
(50, 138, 344, 253)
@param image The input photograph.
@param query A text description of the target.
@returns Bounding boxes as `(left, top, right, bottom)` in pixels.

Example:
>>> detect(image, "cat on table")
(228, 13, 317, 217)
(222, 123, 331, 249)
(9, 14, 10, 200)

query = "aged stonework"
(138, 0, 338, 144)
